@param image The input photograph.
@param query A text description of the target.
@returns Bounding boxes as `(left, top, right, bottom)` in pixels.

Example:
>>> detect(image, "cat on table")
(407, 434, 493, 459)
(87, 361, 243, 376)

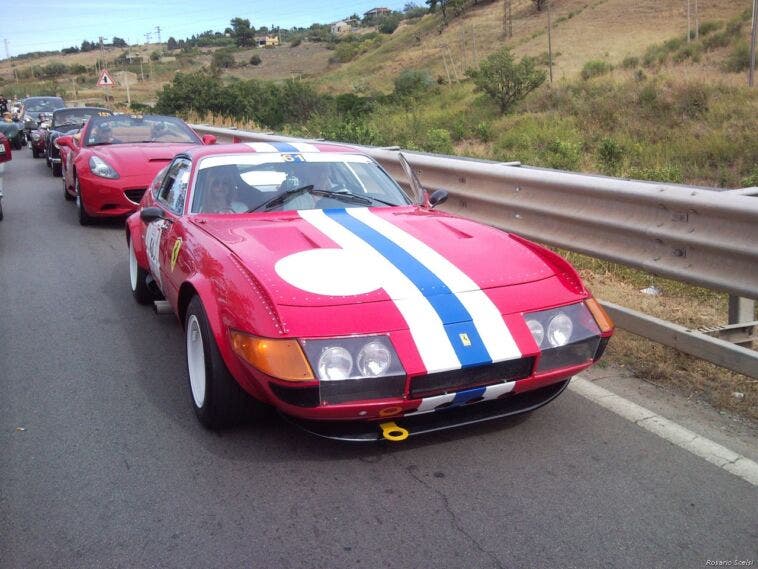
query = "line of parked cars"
(15, 94, 615, 442)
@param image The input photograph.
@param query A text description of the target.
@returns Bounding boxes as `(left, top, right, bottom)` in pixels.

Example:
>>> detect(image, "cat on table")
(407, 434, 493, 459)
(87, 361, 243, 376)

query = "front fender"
(179, 276, 271, 403)
(126, 212, 149, 270)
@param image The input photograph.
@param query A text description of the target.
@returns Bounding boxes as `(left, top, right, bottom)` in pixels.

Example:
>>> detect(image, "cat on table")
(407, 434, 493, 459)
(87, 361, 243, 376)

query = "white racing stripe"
(299, 209, 461, 373)
(347, 208, 521, 362)
(291, 142, 320, 153)
(245, 142, 279, 153)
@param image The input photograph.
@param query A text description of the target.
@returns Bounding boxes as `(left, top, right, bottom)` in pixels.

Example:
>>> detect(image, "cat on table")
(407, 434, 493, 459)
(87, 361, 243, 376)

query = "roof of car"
(183, 141, 360, 161)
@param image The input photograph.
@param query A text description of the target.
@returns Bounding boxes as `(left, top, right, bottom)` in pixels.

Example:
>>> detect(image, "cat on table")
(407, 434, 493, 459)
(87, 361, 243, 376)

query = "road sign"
(97, 69, 115, 87)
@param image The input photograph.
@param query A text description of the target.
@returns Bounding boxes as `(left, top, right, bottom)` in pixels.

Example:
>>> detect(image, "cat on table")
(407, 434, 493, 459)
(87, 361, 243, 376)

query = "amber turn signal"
(230, 331, 315, 381)
(585, 298, 614, 334)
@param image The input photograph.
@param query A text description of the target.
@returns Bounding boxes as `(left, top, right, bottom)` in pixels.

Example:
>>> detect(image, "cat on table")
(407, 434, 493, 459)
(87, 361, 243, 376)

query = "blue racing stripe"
(448, 386, 487, 408)
(272, 142, 300, 153)
(325, 209, 492, 368)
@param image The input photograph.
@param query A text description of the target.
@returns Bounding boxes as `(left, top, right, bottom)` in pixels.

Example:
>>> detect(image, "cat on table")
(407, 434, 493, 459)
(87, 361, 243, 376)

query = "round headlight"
(547, 313, 573, 347)
(526, 319, 545, 347)
(357, 341, 391, 377)
(317, 346, 353, 380)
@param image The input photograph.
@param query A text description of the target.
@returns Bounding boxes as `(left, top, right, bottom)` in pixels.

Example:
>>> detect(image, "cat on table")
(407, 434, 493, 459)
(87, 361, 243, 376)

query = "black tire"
(0, 200, 4, 222)
(46, 157, 51, 168)
(52, 162, 62, 177)
(76, 178, 94, 225)
(63, 174, 74, 201)
(185, 295, 262, 429)
(31, 147, 40, 158)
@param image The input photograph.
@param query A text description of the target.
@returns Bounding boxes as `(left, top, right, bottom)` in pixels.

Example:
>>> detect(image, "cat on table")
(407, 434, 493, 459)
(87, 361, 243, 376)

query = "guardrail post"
(728, 295, 756, 324)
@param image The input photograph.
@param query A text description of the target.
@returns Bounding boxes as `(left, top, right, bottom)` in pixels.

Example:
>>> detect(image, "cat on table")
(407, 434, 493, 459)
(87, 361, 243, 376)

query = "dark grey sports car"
(21, 96, 65, 137)
(45, 107, 112, 176)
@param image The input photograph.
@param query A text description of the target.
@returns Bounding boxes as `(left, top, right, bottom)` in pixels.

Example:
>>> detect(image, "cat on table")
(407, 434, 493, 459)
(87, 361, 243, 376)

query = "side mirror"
(56, 135, 73, 148)
(202, 134, 217, 145)
(428, 189, 448, 209)
(140, 206, 168, 223)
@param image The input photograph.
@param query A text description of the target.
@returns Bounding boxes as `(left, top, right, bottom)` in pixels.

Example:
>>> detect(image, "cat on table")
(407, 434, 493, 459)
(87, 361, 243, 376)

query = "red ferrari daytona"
(126, 142, 614, 442)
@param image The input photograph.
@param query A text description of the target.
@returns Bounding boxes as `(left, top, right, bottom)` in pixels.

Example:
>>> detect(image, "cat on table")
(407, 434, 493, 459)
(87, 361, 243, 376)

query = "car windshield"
(85, 115, 200, 146)
(53, 108, 111, 128)
(24, 98, 64, 113)
(191, 153, 414, 214)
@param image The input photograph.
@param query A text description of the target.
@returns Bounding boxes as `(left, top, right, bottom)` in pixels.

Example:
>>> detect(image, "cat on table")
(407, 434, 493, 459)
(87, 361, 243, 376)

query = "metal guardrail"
(190, 125, 758, 378)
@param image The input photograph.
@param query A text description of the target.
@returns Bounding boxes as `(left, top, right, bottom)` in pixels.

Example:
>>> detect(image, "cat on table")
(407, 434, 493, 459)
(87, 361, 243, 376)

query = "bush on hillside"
(466, 47, 546, 114)
(581, 60, 612, 80)
(250, 54, 262, 66)
(394, 69, 435, 97)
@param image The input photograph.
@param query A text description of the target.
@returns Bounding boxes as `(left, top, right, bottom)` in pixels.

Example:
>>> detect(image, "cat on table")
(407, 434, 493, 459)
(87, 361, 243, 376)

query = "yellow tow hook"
(379, 421, 409, 442)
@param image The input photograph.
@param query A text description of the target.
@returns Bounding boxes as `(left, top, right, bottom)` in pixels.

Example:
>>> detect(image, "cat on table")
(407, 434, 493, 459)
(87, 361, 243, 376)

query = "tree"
(167, 37, 178, 50)
(212, 49, 235, 69)
(112, 37, 128, 47)
(230, 17, 255, 47)
(466, 47, 546, 113)
(532, 0, 547, 11)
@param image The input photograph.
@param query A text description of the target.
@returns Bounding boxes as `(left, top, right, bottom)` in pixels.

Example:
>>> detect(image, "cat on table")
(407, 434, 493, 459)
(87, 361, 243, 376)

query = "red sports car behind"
(57, 114, 215, 225)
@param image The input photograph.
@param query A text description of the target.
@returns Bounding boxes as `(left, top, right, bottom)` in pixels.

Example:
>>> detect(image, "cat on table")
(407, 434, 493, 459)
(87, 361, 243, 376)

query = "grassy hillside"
(317, 0, 751, 92)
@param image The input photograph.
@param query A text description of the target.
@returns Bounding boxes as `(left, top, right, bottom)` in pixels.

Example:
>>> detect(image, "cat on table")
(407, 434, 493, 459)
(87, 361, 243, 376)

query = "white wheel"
(128, 236, 153, 304)
(186, 314, 207, 409)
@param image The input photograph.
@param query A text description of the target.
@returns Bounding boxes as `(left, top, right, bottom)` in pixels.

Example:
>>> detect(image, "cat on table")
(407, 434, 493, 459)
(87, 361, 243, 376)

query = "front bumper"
(78, 174, 147, 218)
(283, 379, 571, 442)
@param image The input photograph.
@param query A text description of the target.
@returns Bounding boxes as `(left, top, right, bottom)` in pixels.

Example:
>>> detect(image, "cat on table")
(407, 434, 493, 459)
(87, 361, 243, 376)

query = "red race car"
(126, 142, 613, 442)
(57, 114, 215, 225)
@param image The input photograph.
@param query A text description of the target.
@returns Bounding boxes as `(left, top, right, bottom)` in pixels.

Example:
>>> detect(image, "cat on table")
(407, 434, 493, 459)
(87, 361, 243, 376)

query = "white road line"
(569, 377, 758, 487)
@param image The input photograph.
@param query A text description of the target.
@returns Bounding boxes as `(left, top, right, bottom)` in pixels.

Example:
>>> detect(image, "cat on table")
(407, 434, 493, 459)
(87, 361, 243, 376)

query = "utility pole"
(144, 32, 152, 45)
(3, 38, 9, 59)
(503, 0, 513, 38)
(687, 0, 691, 42)
(155, 26, 162, 45)
(695, 0, 699, 40)
(750, 0, 757, 87)
(547, 0, 553, 83)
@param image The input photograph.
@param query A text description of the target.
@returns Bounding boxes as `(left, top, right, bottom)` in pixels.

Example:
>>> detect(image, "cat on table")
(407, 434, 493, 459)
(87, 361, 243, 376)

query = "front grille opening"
(411, 357, 535, 399)
(125, 189, 146, 203)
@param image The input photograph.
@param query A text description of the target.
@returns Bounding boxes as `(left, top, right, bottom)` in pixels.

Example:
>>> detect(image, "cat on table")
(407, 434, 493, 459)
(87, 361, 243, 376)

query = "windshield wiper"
(249, 184, 315, 212)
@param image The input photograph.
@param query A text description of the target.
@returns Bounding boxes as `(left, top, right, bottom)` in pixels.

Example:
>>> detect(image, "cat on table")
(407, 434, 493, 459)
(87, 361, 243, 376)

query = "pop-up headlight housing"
(301, 336, 406, 405)
(526, 301, 610, 372)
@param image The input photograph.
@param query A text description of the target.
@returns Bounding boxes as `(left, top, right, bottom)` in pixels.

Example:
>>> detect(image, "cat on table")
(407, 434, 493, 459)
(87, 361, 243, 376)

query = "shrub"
(545, 138, 580, 170)
(698, 20, 722, 37)
(466, 47, 546, 114)
(621, 56, 639, 69)
(581, 60, 612, 80)
(378, 14, 402, 34)
(723, 42, 750, 73)
(212, 49, 235, 69)
(597, 137, 624, 174)
(475, 121, 493, 142)
(424, 128, 453, 154)
(290, 37, 302, 47)
(627, 165, 684, 183)
(673, 43, 703, 63)
(703, 31, 731, 50)
(674, 84, 709, 118)
(333, 42, 360, 63)
(394, 69, 434, 97)
(249, 54, 262, 66)
(741, 166, 758, 188)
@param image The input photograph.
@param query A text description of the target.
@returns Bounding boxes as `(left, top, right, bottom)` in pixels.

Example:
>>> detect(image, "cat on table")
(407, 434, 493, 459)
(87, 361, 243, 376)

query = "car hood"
(91, 143, 196, 174)
(195, 207, 576, 309)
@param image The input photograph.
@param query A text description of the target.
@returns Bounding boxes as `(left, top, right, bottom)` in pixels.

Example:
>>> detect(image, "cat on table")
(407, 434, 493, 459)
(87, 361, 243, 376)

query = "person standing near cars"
(0, 95, 8, 114)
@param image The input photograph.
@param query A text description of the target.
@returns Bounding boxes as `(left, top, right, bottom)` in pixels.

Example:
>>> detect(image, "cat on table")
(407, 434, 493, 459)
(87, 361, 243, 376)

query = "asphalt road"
(1, 149, 756, 569)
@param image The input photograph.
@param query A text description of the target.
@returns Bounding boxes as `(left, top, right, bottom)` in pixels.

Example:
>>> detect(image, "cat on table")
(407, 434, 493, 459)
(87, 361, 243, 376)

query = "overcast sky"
(1, 0, 409, 57)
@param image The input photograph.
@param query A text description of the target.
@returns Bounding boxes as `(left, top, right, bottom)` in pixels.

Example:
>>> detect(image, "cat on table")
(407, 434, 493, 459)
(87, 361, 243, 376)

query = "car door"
(147, 158, 192, 307)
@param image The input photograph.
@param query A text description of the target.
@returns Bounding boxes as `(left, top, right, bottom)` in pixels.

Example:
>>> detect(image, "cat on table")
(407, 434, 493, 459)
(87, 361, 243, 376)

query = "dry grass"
(565, 253, 757, 420)
(227, 44, 334, 81)
(318, 0, 750, 92)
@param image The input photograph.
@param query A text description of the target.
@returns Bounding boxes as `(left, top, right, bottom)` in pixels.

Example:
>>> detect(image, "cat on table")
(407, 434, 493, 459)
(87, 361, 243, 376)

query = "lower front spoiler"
(281, 378, 571, 443)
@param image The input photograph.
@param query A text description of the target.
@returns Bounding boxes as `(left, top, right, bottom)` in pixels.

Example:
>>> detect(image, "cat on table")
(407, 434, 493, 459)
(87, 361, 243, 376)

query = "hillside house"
(364, 7, 391, 17)
(255, 35, 280, 47)
(331, 21, 352, 35)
